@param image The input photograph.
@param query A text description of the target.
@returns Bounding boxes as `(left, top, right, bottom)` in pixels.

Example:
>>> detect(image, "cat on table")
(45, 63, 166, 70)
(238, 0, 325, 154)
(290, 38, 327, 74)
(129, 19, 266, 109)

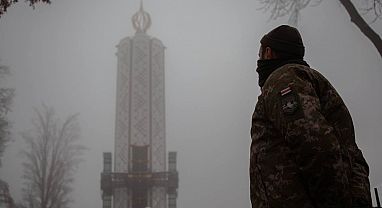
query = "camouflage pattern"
(250, 63, 372, 208)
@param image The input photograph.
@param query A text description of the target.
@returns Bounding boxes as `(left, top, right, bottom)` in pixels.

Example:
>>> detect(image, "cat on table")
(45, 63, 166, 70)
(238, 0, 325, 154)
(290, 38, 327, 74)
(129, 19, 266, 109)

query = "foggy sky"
(0, 0, 381, 207)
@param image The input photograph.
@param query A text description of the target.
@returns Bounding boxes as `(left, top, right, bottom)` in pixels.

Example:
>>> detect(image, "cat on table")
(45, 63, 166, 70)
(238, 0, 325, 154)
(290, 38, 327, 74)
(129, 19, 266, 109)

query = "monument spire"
(132, 0, 152, 33)
(101, 1, 179, 208)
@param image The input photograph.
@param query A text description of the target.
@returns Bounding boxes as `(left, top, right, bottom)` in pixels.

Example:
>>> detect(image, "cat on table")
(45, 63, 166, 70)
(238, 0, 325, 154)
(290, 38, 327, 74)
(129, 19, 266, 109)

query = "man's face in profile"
(258, 46, 264, 60)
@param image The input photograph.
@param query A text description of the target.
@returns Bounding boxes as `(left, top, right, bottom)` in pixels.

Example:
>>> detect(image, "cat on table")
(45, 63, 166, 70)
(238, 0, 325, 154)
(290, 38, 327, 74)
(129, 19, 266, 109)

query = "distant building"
(100, 2, 178, 208)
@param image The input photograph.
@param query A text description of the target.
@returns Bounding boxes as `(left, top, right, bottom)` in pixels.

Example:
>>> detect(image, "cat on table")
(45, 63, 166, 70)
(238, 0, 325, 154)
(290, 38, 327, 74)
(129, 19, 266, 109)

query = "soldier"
(250, 25, 372, 208)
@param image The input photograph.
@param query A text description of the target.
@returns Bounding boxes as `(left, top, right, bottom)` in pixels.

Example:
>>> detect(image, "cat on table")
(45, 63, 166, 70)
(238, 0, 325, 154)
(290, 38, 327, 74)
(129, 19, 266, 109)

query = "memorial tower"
(101, 2, 178, 208)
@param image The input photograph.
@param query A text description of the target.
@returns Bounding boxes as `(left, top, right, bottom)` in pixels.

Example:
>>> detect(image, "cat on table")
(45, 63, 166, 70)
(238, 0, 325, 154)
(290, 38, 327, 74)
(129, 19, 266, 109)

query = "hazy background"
(0, 0, 381, 207)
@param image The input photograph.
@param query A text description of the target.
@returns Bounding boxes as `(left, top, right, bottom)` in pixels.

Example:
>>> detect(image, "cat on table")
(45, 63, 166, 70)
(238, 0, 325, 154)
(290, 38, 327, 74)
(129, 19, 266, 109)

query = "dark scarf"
(256, 59, 310, 87)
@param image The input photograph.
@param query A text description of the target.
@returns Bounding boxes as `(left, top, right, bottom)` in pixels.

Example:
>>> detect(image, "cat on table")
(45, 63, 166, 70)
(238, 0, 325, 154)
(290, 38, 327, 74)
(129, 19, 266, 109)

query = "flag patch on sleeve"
(279, 86, 304, 120)
(280, 87, 292, 96)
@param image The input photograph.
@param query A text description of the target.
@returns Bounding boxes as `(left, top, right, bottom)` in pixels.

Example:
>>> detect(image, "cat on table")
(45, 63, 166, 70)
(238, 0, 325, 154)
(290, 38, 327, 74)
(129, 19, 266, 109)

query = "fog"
(0, 0, 381, 207)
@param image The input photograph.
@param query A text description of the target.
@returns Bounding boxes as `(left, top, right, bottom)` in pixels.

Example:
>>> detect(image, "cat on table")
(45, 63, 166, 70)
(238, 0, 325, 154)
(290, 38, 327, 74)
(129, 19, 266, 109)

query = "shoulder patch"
(280, 87, 292, 96)
(279, 87, 304, 120)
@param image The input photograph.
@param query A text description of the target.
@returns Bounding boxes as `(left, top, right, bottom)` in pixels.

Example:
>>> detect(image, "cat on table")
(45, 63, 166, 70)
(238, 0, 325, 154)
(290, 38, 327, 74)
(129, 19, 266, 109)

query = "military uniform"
(250, 63, 371, 208)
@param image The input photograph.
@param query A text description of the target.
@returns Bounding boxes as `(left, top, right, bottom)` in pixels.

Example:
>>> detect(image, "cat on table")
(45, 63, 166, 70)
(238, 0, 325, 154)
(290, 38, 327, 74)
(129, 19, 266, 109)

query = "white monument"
(101, 2, 178, 208)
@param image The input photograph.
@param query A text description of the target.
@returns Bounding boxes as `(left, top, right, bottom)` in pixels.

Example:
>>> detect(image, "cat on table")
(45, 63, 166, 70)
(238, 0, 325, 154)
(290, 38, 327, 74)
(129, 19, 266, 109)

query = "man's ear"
(264, 47, 273, 59)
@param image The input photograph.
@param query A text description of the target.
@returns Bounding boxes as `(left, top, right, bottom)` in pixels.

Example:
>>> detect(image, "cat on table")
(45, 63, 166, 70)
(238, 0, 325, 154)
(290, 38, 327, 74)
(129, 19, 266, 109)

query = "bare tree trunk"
(338, 0, 382, 58)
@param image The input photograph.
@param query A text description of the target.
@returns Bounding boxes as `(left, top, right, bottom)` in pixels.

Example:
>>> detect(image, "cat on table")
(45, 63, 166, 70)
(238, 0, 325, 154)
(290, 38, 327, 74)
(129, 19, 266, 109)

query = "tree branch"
(21, 105, 84, 208)
(339, 0, 382, 58)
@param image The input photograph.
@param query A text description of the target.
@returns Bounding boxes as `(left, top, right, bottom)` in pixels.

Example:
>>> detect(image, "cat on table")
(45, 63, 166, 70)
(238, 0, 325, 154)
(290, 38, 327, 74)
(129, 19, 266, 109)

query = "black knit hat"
(260, 25, 305, 58)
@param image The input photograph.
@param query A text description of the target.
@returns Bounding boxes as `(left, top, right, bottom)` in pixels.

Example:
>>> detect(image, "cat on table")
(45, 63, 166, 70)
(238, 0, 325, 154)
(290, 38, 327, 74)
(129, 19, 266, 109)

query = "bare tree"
(0, 0, 51, 17)
(259, 0, 382, 58)
(0, 63, 14, 166)
(21, 105, 85, 208)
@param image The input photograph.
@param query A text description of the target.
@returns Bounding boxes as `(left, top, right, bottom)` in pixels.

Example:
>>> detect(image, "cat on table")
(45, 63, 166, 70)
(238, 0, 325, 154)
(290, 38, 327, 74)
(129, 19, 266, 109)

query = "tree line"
(0, 62, 85, 208)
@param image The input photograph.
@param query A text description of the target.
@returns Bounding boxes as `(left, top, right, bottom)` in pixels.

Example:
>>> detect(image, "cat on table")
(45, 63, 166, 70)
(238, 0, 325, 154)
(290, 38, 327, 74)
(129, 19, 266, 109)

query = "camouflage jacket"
(250, 63, 371, 208)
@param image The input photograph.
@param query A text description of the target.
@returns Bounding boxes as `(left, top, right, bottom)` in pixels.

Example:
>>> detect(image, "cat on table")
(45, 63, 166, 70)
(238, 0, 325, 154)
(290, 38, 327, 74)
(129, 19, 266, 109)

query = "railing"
(101, 171, 178, 196)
